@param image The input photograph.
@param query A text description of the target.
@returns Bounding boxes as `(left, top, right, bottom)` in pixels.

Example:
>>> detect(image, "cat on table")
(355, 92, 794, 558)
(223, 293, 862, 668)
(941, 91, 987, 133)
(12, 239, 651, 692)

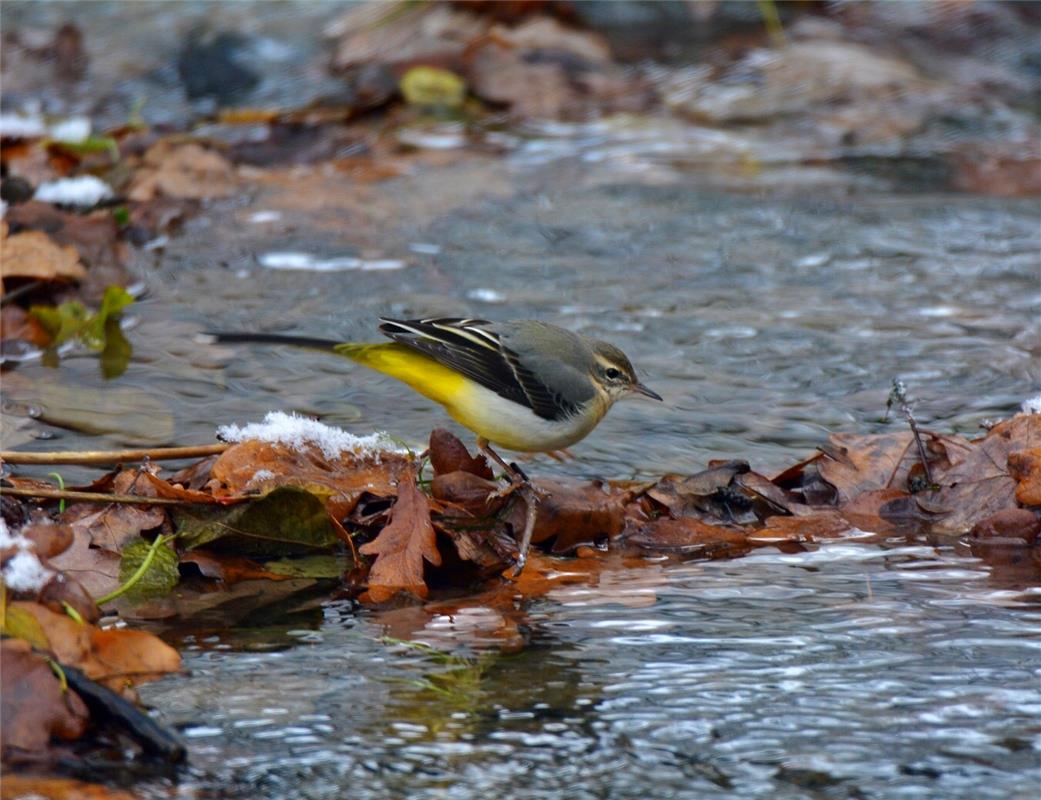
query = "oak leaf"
(359, 472, 441, 602)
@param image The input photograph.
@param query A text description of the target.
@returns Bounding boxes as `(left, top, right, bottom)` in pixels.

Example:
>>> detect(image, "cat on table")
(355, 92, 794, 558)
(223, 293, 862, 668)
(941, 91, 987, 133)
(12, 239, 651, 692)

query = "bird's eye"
(604, 367, 622, 381)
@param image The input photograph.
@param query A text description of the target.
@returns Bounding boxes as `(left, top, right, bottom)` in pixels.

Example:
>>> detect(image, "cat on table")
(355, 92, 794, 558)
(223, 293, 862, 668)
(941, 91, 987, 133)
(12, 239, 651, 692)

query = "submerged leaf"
(176, 486, 338, 556)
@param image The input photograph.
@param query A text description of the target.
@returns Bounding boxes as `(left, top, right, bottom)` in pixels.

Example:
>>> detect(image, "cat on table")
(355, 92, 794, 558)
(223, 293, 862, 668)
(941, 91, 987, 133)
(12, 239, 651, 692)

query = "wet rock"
(665, 39, 928, 124)
(325, 3, 486, 72)
(178, 30, 260, 103)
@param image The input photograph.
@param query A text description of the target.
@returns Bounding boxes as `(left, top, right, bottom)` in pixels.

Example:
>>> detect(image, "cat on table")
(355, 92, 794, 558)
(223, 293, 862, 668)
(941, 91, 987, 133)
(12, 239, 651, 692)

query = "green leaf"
(264, 554, 351, 579)
(47, 135, 120, 160)
(100, 315, 132, 379)
(82, 285, 134, 349)
(176, 487, 338, 557)
(117, 538, 181, 601)
(400, 66, 466, 110)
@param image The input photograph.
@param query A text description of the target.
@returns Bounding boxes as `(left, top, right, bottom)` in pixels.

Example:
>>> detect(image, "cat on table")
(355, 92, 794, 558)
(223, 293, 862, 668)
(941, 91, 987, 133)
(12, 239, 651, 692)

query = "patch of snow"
(34, 175, 114, 207)
(217, 411, 405, 460)
(49, 116, 92, 142)
(0, 518, 54, 593)
(259, 251, 407, 272)
(0, 113, 48, 138)
(1022, 395, 1041, 414)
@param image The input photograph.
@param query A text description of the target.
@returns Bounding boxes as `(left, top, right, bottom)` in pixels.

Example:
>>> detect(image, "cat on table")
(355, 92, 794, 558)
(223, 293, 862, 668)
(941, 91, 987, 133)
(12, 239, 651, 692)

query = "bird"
(209, 317, 662, 573)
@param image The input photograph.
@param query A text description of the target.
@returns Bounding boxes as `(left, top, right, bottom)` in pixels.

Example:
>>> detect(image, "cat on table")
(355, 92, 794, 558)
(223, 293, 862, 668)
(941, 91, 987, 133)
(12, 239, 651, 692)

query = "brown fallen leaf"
(0, 775, 140, 800)
(128, 140, 237, 201)
(0, 303, 51, 347)
(1008, 446, 1041, 506)
(10, 601, 181, 695)
(970, 509, 1041, 544)
(0, 227, 87, 282)
(45, 524, 122, 600)
(62, 478, 167, 553)
(210, 439, 407, 519)
(429, 428, 492, 479)
(748, 511, 852, 544)
(180, 550, 293, 584)
(840, 488, 924, 534)
(505, 478, 630, 553)
(622, 516, 750, 558)
(431, 470, 503, 515)
(14, 516, 74, 560)
(359, 472, 442, 602)
(1, 638, 89, 755)
(917, 414, 1041, 533)
(4, 202, 128, 297)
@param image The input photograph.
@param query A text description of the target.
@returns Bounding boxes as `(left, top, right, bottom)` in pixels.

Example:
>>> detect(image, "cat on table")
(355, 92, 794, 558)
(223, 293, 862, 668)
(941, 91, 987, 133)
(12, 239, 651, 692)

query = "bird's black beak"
(633, 382, 663, 401)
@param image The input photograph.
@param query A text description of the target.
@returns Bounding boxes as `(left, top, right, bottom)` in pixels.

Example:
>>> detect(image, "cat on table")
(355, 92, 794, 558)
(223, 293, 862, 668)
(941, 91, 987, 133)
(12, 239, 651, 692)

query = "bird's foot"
(510, 480, 544, 577)
(476, 438, 541, 576)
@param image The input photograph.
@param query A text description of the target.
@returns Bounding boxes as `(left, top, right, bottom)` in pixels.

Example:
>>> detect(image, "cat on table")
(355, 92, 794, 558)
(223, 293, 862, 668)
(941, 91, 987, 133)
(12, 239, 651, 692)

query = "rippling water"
(3, 4, 1040, 797)
(140, 541, 1041, 799)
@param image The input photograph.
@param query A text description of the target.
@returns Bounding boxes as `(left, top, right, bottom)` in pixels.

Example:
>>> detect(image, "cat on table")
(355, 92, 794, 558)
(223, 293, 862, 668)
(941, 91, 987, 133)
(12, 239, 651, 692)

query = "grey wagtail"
(210, 317, 662, 573)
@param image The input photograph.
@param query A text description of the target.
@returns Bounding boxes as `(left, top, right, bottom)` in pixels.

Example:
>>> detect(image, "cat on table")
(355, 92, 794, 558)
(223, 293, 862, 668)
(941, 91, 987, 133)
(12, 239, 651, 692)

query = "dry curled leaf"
(210, 439, 407, 519)
(359, 472, 441, 602)
(0, 227, 87, 282)
(917, 414, 1041, 533)
(1, 638, 89, 754)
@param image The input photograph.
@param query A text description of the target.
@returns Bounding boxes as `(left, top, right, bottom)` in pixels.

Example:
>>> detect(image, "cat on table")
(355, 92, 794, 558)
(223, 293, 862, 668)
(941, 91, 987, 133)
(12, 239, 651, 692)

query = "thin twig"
(0, 443, 229, 465)
(886, 379, 933, 486)
(0, 487, 205, 506)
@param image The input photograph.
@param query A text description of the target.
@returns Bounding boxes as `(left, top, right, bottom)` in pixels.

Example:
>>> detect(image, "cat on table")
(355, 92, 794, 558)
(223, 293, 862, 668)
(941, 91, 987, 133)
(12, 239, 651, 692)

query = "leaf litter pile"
(2, 404, 1040, 770)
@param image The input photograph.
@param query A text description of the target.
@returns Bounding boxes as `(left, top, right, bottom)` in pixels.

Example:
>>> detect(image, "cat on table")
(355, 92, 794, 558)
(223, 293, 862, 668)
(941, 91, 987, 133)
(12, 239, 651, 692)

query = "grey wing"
(378, 317, 575, 421)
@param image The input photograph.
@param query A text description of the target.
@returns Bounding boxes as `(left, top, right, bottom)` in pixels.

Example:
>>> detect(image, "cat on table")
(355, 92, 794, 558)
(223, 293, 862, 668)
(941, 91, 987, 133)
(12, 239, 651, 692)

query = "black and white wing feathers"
(378, 317, 577, 421)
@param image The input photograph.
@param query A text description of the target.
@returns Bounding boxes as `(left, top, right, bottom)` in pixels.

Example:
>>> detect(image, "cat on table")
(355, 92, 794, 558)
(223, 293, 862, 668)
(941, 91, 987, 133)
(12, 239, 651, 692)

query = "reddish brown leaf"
(749, 511, 852, 543)
(0, 775, 140, 800)
(1008, 446, 1041, 506)
(818, 432, 918, 503)
(429, 428, 493, 479)
(431, 470, 502, 514)
(506, 478, 630, 553)
(970, 509, 1040, 544)
(180, 550, 293, 584)
(917, 414, 1041, 533)
(37, 572, 100, 624)
(10, 601, 181, 695)
(0, 304, 51, 347)
(140, 471, 220, 504)
(821, 430, 976, 505)
(841, 487, 936, 534)
(623, 516, 750, 557)
(210, 439, 407, 519)
(359, 472, 441, 602)
(1, 639, 89, 754)
(15, 517, 74, 560)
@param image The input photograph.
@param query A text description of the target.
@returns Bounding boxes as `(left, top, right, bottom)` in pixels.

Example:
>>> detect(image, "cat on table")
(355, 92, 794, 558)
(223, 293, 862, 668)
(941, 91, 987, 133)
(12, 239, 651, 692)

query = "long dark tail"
(205, 332, 343, 352)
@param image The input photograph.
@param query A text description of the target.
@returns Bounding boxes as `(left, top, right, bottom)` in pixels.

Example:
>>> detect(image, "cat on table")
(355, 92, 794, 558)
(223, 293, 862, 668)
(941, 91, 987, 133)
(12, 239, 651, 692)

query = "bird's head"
(589, 341, 663, 404)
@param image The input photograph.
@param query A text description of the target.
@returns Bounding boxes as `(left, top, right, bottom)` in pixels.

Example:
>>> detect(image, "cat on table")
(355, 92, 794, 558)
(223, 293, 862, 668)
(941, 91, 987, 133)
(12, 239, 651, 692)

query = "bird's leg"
(477, 437, 541, 576)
